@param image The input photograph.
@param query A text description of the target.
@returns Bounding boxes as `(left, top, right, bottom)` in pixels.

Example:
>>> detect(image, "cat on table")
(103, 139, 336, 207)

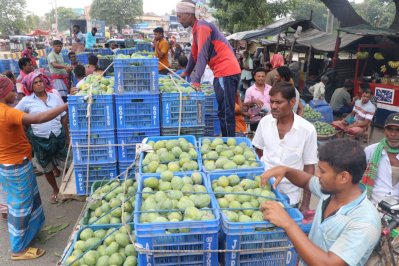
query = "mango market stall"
(57, 44, 309, 265)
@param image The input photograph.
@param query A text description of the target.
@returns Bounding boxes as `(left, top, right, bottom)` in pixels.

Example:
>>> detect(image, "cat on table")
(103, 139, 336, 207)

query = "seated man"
(363, 113, 399, 204)
(330, 79, 355, 117)
(332, 89, 375, 136)
(260, 139, 381, 266)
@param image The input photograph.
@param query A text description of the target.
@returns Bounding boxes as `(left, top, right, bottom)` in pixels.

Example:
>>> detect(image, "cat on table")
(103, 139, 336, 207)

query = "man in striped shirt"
(332, 89, 375, 136)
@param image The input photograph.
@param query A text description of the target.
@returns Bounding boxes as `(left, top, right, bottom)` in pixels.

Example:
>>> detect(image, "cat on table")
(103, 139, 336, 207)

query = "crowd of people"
(0, 0, 396, 264)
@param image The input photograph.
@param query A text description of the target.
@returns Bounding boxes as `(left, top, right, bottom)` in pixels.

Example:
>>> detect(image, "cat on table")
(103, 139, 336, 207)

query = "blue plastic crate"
(118, 162, 137, 177)
(161, 126, 205, 139)
(74, 163, 118, 195)
(199, 137, 265, 173)
(313, 105, 334, 123)
(136, 42, 153, 52)
(117, 128, 160, 162)
(205, 115, 221, 136)
(67, 94, 115, 131)
(61, 54, 71, 65)
(61, 225, 137, 266)
(115, 94, 160, 130)
(139, 135, 201, 175)
(208, 171, 302, 266)
(134, 172, 219, 266)
(39, 57, 48, 67)
(76, 52, 92, 65)
(161, 92, 205, 127)
(9, 60, 19, 75)
(205, 94, 218, 114)
(309, 99, 328, 108)
(114, 58, 159, 94)
(71, 130, 117, 164)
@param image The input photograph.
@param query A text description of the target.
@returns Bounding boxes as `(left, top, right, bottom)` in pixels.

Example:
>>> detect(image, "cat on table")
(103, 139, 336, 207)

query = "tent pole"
(332, 30, 341, 69)
(305, 45, 312, 83)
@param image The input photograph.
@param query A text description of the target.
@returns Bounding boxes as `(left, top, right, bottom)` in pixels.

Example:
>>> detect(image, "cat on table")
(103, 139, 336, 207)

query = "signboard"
(87, 20, 106, 39)
(133, 23, 149, 29)
(375, 87, 395, 105)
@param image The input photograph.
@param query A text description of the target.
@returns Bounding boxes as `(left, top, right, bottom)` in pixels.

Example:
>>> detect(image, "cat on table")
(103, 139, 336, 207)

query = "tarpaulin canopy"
(28, 29, 50, 36)
(339, 24, 399, 37)
(227, 17, 320, 41)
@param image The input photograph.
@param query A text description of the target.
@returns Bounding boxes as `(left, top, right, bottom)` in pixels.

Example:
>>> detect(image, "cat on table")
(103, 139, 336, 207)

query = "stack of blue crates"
(205, 92, 220, 136)
(136, 42, 153, 52)
(114, 57, 160, 174)
(67, 94, 117, 195)
(0, 59, 20, 77)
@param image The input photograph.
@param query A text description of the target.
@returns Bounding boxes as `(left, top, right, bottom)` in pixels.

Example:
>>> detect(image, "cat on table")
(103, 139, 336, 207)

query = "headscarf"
(0, 74, 14, 99)
(176, 1, 196, 14)
(271, 53, 284, 68)
(176, 1, 214, 22)
(21, 70, 53, 96)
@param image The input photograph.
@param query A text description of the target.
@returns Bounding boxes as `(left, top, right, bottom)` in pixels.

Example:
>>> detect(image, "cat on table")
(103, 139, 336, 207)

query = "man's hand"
(260, 201, 293, 230)
(65, 65, 72, 72)
(260, 166, 288, 189)
(192, 83, 201, 92)
(70, 87, 79, 95)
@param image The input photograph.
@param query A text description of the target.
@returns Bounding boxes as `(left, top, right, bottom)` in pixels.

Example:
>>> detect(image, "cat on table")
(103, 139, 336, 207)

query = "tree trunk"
(319, 0, 369, 27)
(390, 0, 399, 30)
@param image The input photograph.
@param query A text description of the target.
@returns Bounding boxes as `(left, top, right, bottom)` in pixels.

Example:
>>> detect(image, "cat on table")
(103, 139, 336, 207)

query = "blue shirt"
(85, 32, 96, 49)
(301, 176, 381, 266)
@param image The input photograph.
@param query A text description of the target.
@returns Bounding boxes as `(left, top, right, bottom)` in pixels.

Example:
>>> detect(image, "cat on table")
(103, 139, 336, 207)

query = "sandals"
(11, 247, 45, 261)
(49, 194, 58, 204)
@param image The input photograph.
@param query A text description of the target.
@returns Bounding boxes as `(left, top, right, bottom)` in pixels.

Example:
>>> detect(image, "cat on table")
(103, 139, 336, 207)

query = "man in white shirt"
(309, 75, 328, 100)
(363, 113, 399, 204)
(253, 81, 318, 211)
(240, 51, 253, 91)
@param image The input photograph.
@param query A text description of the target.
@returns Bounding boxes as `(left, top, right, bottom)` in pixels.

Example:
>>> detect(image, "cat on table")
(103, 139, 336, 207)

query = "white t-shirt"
(252, 113, 319, 204)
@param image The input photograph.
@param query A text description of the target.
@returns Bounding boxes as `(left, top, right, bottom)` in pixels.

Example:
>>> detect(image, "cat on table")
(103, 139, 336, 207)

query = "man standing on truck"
(85, 27, 97, 49)
(71, 25, 85, 53)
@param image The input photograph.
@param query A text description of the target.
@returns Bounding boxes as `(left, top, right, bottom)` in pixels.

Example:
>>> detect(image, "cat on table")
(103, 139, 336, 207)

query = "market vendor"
(153, 27, 170, 75)
(330, 79, 356, 117)
(332, 89, 375, 137)
(260, 139, 381, 266)
(252, 81, 318, 212)
(176, 0, 241, 137)
(0, 75, 68, 260)
(47, 40, 72, 101)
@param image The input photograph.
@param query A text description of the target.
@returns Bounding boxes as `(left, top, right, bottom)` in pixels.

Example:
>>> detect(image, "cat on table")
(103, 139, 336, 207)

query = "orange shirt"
(0, 103, 32, 164)
(235, 103, 247, 133)
(155, 39, 170, 71)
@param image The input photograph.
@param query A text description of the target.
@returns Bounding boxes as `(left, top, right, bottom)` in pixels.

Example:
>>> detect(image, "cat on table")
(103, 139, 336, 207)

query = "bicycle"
(366, 197, 399, 266)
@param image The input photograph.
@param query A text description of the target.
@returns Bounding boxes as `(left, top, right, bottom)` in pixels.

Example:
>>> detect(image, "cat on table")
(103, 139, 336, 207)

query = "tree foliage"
(43, 7, 80, 32)
(290, 0, 328, 30)
(25, 13, 41, 32)
(351, 0, 395, 29)
(0, 0, 27, 35)
(90, 0, 143, 32)
(209, 0, 295, 33)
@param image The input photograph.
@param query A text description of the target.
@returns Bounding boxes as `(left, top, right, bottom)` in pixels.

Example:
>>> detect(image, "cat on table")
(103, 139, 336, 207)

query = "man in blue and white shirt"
(260, 139, 381, 266)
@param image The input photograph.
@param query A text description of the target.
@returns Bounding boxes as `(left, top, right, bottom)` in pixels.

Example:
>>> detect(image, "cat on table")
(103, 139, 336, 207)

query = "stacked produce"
(65, 225, 137, 266)
(211, 174, 279, 222)
(200, 138, 262, 171)
(356, 51, 369, 59)
(75, 74, 114, 96)
(84, 179, 137, 225)
(159, 76, 195, 93)
(313, 121, 336, 136)
(304, 105, 323, 122)
(141, 138, 199, 173)
(139, 172, 215, 224)
(116, 51, 154, 59)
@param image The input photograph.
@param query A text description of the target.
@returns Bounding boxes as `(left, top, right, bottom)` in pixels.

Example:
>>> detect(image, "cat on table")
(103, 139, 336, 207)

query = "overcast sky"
(26, 0, 181, 16)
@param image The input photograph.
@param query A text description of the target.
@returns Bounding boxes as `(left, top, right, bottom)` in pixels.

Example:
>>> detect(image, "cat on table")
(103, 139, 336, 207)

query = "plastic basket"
(161, 92, 205, 127)
(134, 172, 219, 266)
(114, 58, 159, 94)
(67, 94, 115, 131)
(61, 225, 136, 266)
(117, 128, 160, 162)
(208, 171, 302, 266)
(39, 57, 48, 67)
(198, 137, 265, 173)
(136, 42, 153, 52)
(115, 94, 160, 130)
(76, 52, 92, 65)
(161, 126, 205, 139)
(309, 99, 328, 108)
(205, 115, 221, 136)
(74, 163, 118, 195)
(313, 105, 334, 123)
(138, 135, 201, 175)
(71, 130, 117, 164)
(205, 94, 218, 114)
(98, 57, 114, 74)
